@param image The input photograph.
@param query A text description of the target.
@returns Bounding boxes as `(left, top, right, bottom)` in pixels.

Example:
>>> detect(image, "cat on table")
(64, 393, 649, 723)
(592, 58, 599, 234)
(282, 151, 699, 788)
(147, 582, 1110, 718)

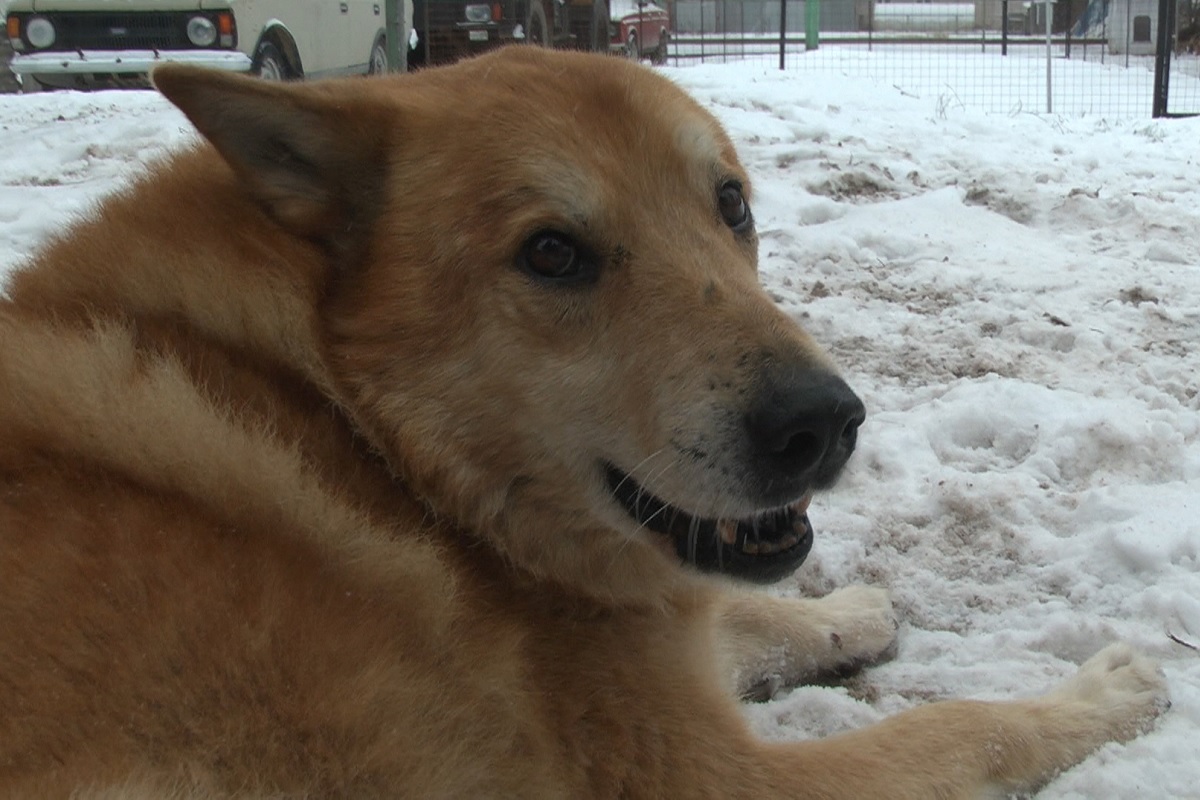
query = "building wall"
(1109, 0, 1159, 53)
(674, 0, 862, 33)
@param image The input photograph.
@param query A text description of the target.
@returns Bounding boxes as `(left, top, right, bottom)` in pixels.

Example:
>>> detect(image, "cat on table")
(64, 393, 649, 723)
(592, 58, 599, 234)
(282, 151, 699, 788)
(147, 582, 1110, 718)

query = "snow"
(2, 54, 1198, 797)
(610, 0, 667, 18)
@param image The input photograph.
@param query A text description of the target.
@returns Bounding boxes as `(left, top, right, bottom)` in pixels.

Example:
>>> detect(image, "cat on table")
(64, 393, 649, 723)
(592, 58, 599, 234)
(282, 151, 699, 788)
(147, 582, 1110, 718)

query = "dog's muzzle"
(606, 368, 864, 583)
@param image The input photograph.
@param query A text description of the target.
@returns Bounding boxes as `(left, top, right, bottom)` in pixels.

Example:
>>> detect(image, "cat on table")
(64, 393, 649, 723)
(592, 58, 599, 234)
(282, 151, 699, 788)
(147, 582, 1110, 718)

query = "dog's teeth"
(798, 509, 818, 535)
(718, 519, 738, 545)
(779, 533, 799, 549)
(741, 540, 760, 555)
(793, 494, 813, 514)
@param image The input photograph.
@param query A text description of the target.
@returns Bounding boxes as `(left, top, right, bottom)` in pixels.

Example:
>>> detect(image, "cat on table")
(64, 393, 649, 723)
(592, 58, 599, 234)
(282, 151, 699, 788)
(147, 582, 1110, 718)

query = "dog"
(0, 46, 1167, 798)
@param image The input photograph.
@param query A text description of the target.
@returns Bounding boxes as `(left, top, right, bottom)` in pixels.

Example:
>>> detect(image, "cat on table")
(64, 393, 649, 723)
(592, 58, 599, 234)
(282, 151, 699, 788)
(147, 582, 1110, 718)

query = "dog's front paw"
(810, 585, 900, 675)
(816, 585, 902, 671)
(722, 584, 899, 700)
(1045, 643, 1170, 742)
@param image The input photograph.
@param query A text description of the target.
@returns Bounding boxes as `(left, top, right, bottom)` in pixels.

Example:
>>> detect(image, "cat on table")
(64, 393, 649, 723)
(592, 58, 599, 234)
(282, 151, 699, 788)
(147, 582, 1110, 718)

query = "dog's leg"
(714, 585, 898, 700)
(745, 643, 1168, 799)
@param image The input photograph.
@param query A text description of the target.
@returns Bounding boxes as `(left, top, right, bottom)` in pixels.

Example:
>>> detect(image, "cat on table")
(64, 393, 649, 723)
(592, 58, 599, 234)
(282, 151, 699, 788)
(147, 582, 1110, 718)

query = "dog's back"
(0, 65, 500, 796)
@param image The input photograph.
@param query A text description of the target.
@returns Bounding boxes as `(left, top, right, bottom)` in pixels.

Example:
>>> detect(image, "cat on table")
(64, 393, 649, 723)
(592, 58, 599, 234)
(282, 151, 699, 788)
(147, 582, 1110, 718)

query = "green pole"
(805, 0, 819, 50)
(385, 0, 408, 73)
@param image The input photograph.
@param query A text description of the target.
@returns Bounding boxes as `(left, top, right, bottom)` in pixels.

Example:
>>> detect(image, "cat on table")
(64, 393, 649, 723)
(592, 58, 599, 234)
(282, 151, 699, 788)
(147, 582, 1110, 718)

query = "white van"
(5, 0, 413, 92)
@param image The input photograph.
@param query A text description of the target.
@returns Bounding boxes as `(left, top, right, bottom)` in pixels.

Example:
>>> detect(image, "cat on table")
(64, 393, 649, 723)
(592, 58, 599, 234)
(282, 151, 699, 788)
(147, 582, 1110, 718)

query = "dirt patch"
(1119, 286, 1161, 305)
(964, 184, 1034, 225)
(808, 163, 898, 202)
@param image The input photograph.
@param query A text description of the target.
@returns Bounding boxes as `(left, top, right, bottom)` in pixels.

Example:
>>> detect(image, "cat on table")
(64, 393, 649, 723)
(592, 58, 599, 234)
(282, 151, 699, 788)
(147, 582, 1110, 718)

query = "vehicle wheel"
(590, 0, 610, 52)
(624, 30, 639, 60)
(526, 2, 549, 47)
(18, 76, 44, 93)
(369, 36, 388, 74)
(651, 30, 668, 65)
(254, 41, 290, 81)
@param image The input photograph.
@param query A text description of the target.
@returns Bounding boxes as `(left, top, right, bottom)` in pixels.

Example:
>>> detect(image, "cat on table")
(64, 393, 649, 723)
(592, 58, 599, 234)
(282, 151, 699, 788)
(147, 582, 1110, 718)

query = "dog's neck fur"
(3, 143, 694, 610)
(7, 147, 333, 395)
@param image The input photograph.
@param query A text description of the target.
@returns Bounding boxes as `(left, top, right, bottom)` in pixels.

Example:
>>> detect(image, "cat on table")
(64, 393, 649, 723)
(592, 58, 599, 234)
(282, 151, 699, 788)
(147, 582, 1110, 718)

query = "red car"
(610, 0, 669, 63)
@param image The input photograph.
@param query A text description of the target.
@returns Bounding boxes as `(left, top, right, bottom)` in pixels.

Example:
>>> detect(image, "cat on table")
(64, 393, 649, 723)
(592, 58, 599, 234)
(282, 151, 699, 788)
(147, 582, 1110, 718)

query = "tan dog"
(0, 47, 1167, 799)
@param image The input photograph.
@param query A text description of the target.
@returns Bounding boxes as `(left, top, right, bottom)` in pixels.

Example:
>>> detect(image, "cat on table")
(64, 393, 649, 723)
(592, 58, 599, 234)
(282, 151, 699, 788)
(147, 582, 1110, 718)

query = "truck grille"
(420, 0, 508, 63)
(29, 12, 198, 52)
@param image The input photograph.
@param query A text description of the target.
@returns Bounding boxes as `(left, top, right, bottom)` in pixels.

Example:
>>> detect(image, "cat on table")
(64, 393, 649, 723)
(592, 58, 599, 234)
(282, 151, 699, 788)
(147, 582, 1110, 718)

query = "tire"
(369, 36, 388, 75)
(18, 75, 44, 93)
(651, 30, 668, 65)
(254, 41, 290, 81)
(526, 2, 549, 47)
(624, 30, 639, 60)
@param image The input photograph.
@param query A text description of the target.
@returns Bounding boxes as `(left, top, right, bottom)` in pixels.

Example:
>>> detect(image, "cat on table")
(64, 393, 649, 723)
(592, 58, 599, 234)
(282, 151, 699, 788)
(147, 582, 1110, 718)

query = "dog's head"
(154, 48, 864, 603)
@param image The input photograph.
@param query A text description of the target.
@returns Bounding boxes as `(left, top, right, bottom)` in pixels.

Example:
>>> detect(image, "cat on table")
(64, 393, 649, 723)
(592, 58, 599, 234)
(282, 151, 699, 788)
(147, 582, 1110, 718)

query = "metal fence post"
(1044, 0, 1054, 113)
(1002, 0, 1009, 55)
(780, 0, 788, 69)
(1065, 7, 1072, 57)
(722, 0, 728, 63)
(1126, 0, 1132, 67)
(385, 0, 408, 73)
(1153, 0, 1176, 115)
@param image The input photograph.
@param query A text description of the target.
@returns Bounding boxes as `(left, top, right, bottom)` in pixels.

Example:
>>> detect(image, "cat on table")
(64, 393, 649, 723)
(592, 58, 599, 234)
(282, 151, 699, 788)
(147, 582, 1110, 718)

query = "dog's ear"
(153, 65, 387, 242)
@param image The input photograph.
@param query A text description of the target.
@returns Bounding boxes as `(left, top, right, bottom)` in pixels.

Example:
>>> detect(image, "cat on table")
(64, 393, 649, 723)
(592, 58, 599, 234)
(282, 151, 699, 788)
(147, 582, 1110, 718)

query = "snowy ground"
(2, 54, 1198, 798)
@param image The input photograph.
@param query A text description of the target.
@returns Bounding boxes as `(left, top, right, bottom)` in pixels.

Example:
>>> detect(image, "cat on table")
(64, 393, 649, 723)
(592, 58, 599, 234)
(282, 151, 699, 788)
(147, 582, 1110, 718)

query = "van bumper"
(11, 49, 253, 88)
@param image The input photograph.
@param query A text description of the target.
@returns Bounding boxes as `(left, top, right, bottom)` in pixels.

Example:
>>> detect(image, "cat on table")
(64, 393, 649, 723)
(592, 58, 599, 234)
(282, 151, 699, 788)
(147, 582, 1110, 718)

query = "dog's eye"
(718, 181, 751, 231)
(522, 231, 583, 281)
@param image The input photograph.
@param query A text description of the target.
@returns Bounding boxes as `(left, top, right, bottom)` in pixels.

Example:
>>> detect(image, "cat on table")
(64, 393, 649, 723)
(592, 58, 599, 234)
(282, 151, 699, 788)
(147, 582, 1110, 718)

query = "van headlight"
(186, 15, 218, 47)
(464, 4, 491, 23)
(25, 16, 56, 49)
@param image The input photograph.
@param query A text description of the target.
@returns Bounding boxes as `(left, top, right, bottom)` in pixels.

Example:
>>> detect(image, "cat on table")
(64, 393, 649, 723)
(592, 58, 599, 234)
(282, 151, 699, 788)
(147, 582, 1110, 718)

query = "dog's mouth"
(604, 465, 814, 584)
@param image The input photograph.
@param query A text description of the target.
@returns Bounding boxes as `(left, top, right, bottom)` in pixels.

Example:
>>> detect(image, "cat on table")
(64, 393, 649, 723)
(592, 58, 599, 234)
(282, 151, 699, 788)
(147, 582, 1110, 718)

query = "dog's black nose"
(744, 368, 865, 500)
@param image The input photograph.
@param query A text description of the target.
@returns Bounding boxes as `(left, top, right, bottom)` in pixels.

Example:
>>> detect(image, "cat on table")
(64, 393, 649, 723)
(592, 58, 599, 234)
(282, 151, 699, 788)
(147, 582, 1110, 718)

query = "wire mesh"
(1168, 0, 1200, 112)
(668, 0, 1200, 116)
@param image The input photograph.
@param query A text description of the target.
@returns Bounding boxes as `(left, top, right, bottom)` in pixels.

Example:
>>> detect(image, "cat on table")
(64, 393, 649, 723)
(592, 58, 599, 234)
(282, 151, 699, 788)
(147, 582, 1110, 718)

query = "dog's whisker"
(608, 448, 671, 509)
(688, 515, 700, 564)
(620, 449, 670, 483)
(604, 451, 679, 572)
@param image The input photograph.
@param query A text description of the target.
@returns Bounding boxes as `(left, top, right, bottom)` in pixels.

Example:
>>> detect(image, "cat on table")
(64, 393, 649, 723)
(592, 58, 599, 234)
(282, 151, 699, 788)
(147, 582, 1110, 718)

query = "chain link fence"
(4, 0, 1198, 112)
(669, 0, 1200, 116)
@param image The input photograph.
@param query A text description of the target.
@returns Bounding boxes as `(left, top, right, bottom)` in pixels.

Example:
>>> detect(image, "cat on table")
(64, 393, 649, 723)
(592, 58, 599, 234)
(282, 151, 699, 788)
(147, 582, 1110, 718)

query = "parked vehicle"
(4, 0, 414, 92)
(610, 0, 668, 63)
(410, 0, 667, 66)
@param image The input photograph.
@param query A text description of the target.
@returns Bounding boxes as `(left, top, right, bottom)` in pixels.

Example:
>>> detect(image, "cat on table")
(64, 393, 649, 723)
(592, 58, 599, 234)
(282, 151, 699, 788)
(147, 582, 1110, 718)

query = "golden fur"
(0, 47, 1167, 798)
